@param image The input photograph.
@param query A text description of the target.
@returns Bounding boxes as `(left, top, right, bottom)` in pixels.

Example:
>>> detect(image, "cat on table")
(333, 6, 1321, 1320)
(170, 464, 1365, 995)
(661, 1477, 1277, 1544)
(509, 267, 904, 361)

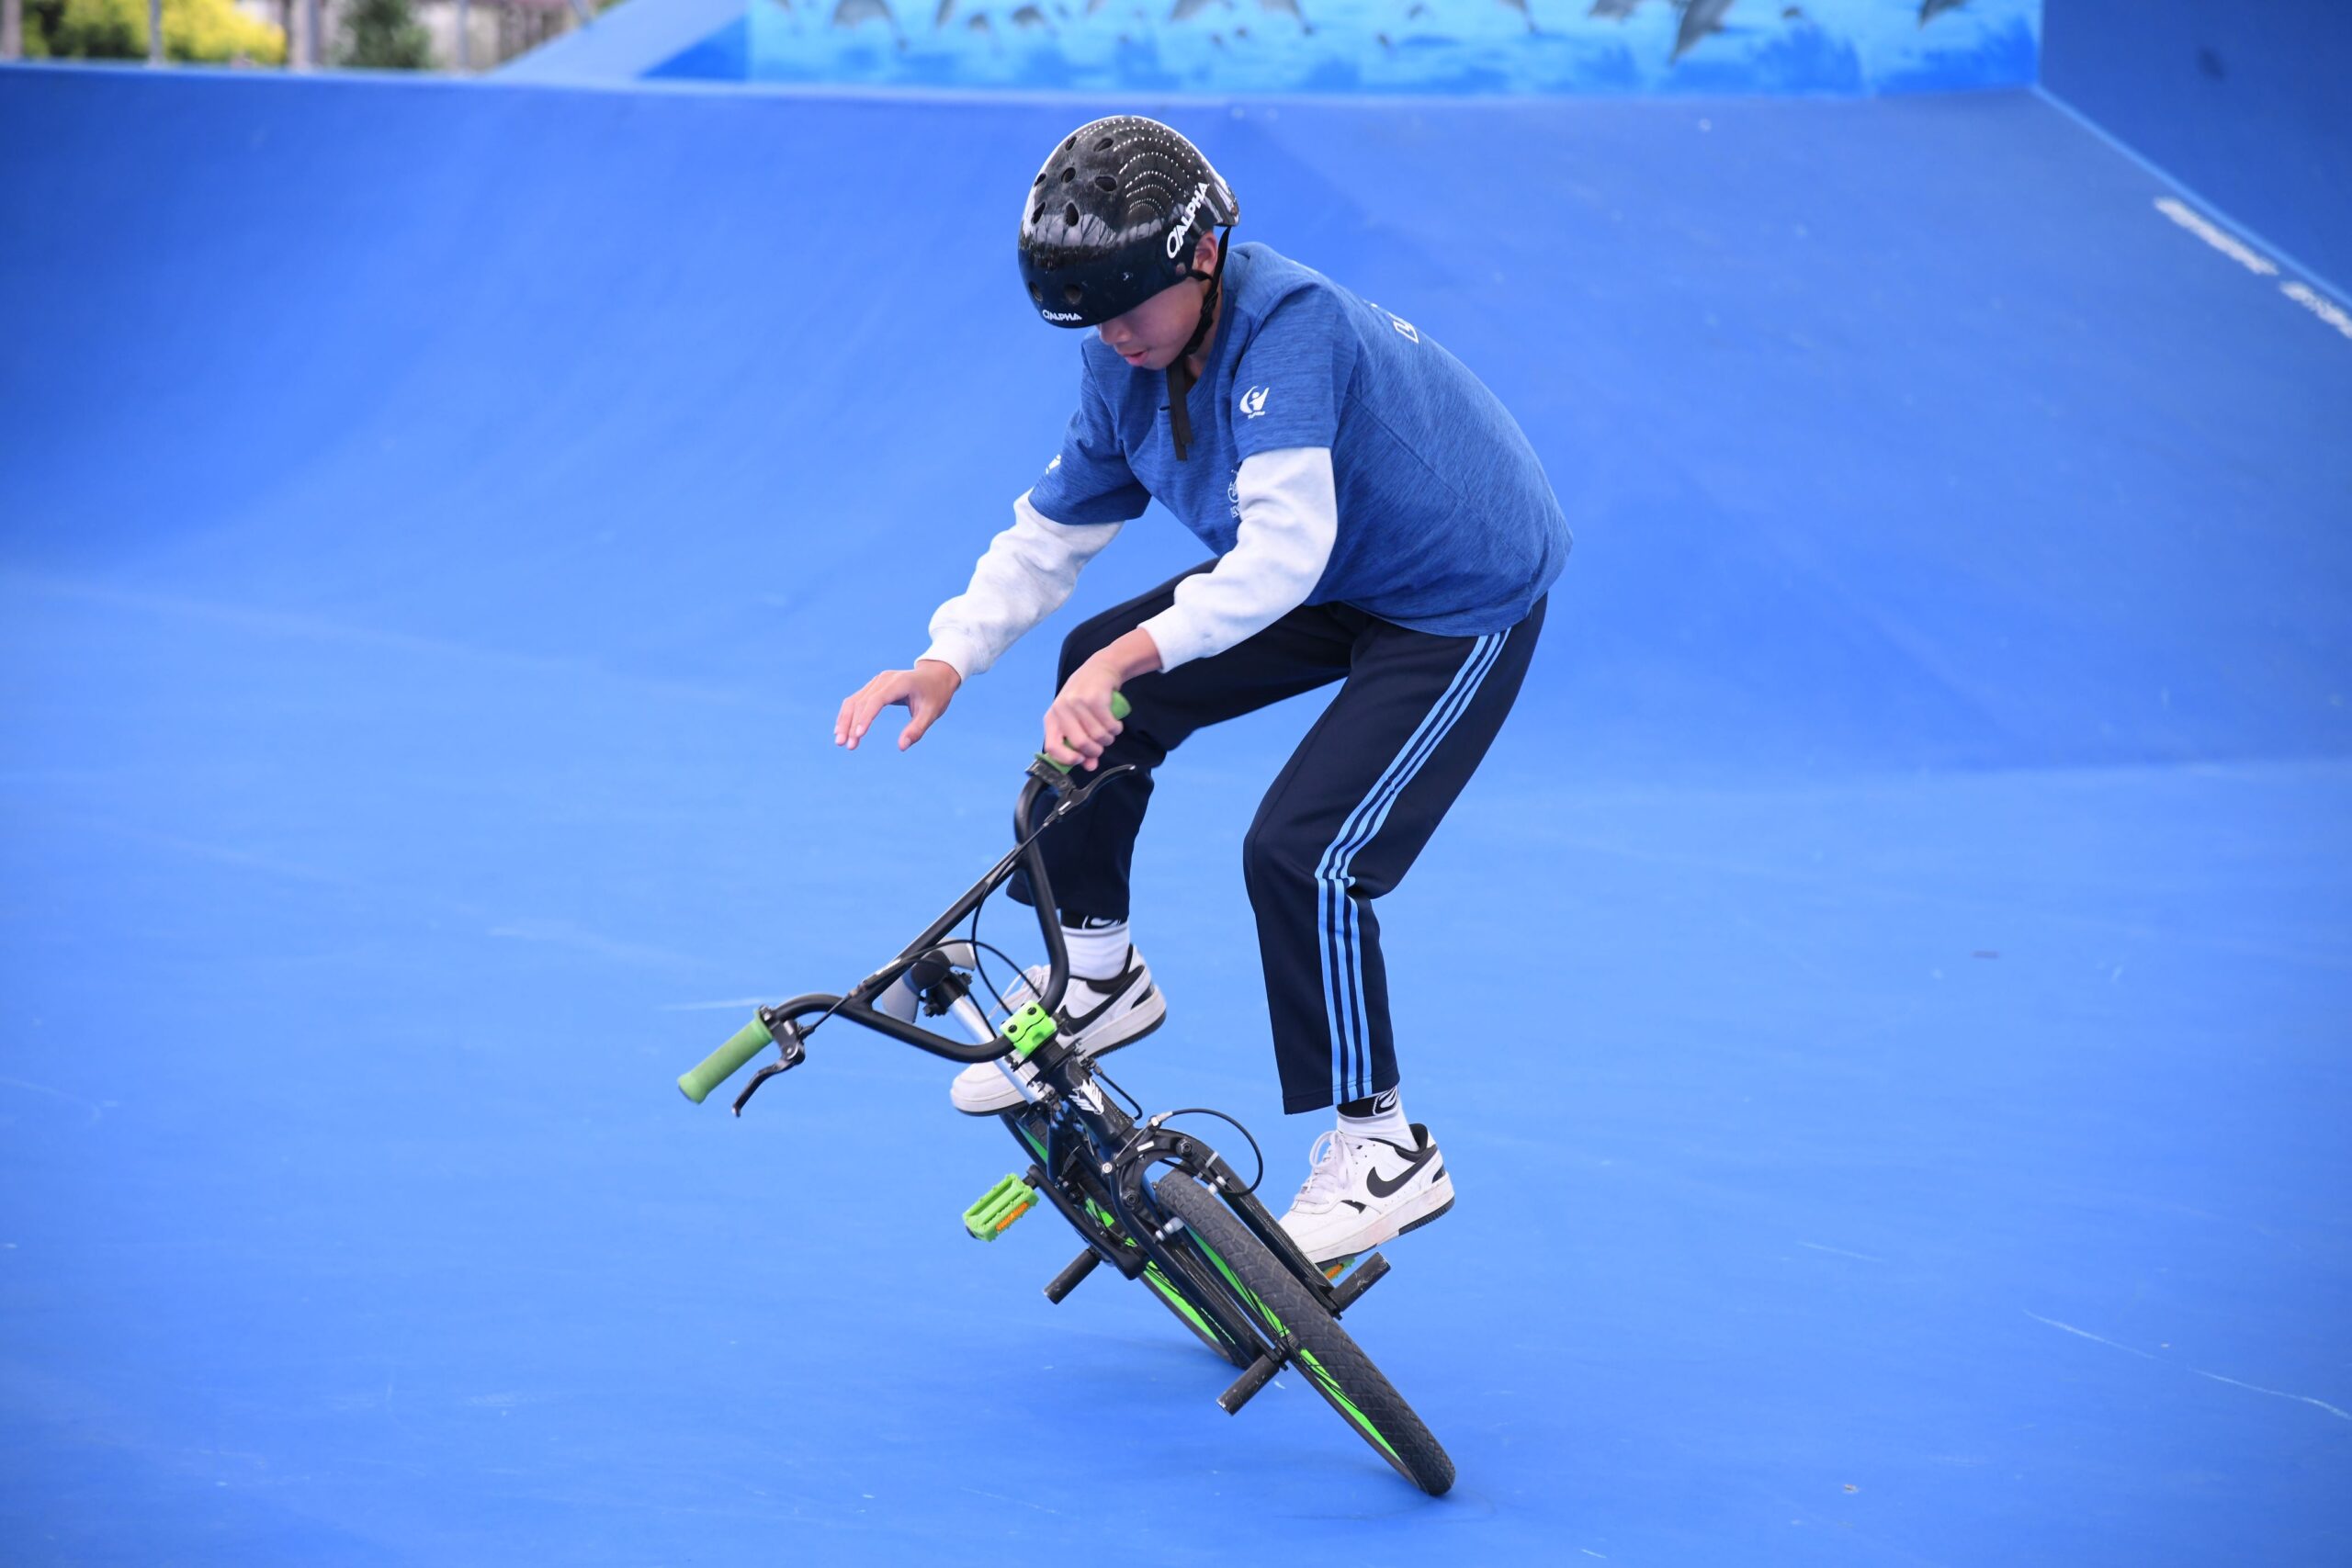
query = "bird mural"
(746, 0, 2031, 92)
(1672, 0, 1736, 60)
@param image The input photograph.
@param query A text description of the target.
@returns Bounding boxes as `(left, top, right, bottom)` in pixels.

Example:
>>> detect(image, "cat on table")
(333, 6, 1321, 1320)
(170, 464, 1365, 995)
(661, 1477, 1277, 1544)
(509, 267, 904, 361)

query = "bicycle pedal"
(964, 1173, 1039, 1241)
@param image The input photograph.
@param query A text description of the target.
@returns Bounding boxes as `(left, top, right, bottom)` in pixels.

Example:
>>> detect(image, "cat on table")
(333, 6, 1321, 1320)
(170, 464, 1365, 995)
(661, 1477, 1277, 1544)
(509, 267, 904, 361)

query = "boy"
(836, 116, 1568, 1264)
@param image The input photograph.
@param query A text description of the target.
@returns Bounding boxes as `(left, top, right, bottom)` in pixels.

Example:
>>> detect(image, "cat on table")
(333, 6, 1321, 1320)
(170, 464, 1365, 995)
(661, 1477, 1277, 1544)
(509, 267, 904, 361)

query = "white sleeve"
(1136, 447, 1337, 672)
(918, 491, 1122, 681)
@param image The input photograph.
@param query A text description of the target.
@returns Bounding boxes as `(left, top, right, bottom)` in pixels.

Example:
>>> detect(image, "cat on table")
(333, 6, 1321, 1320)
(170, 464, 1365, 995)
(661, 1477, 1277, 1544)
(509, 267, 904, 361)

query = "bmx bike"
(674, 696, 1455, 1494)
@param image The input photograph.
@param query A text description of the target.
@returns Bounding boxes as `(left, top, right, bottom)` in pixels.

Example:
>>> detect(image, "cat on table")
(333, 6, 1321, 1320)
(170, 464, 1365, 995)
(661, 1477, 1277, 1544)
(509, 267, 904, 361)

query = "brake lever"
(1026, 760, 1140, 810)
(730, 1014, 808, 1116)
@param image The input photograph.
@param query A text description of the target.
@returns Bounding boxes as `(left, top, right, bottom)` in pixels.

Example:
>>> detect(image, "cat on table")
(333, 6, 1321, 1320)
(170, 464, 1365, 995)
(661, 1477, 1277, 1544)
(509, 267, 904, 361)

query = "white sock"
(1336, 1087, 1411, 1147)
(1060, 918, 1131, 981)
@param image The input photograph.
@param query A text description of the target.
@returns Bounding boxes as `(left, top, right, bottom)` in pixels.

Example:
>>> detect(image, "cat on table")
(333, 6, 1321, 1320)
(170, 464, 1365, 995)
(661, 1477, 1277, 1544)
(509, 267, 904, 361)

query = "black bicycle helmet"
(1018, 117, 1239, 459)
(1018, 115, 1239, 330)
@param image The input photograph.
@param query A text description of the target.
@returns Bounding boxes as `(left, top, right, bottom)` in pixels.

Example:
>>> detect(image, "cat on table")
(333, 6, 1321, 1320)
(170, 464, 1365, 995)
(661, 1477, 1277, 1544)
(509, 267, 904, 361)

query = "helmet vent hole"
(1032, 173, 1045, 186)
(1095, 136, 1114, 152)
(1027, 282, 1043, 303)
(1094, 174, 1116, 192)
(1060, 166, 1075, 184)
(1063, 136, 1078, 152)
(1064, 202, 1080, 226)
(1032, 203, 1046, 224)
(1063, 284, 1085, 306)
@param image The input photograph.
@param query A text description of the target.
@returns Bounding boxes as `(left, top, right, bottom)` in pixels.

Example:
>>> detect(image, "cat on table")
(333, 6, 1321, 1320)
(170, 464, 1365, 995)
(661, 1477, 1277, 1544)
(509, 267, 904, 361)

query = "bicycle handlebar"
(676, 694, 1137, 1104)
(677, 1015, 775, 1103)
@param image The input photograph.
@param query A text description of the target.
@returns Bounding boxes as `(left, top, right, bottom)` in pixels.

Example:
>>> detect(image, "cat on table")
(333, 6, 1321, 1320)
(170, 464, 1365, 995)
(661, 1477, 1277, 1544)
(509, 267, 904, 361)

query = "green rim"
(1143, 1264, 1226, 1344)
(1296, 1348, 1402, 1462)
(1080, 1192, 1234, 1348)
(1191, 1237, 1399, 1461)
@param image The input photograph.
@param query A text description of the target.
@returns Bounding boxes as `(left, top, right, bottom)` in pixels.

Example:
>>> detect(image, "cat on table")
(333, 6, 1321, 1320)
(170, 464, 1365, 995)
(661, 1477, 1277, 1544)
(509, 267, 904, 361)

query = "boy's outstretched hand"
(837, 660, 962, 751)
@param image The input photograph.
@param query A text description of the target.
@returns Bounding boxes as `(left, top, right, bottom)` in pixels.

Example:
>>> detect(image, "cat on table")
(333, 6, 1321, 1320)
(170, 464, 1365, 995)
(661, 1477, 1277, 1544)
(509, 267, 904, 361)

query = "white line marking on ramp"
(2281, 281, 2352, 341)
(1795, 1240, 1884, 1263)
(2191, 1368, 2351, 1422)
(2023, 1309, 2349, 1422)
(2153, 197, 2278, 276)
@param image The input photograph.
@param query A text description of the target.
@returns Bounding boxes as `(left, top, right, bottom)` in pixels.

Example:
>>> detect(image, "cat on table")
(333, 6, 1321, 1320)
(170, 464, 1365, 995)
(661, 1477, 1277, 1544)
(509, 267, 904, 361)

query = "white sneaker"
(947, 945, 1167, 1115)
(1276, 1122, 1455, 1266)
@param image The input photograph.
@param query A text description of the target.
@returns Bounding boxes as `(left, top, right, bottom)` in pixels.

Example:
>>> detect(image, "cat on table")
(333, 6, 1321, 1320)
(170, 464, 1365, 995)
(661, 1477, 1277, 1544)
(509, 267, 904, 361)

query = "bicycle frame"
(725, 759, 1390, 1366)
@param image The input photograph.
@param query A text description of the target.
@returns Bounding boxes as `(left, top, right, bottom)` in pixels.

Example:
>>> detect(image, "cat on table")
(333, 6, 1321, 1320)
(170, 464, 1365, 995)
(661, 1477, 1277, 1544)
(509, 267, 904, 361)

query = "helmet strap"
(1165, 227, 1232, 463)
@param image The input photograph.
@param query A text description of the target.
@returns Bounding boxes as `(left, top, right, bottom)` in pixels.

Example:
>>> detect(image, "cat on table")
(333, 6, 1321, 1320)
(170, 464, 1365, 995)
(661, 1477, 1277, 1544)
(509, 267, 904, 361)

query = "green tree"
(28, 0, 283, 62)
(338, 0, 429, 68)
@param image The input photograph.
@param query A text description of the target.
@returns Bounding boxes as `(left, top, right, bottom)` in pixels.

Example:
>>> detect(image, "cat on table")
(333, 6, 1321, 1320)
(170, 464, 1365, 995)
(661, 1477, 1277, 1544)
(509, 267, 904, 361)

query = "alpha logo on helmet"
(1164, 182, 1213, 259)
(1239, 385, 1271, 418)
(1042, 309, 1085, 322)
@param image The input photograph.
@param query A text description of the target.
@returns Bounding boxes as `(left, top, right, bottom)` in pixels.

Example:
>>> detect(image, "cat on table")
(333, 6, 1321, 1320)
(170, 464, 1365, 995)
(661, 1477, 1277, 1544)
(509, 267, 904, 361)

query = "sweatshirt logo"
(1239, 385, 1271, 419)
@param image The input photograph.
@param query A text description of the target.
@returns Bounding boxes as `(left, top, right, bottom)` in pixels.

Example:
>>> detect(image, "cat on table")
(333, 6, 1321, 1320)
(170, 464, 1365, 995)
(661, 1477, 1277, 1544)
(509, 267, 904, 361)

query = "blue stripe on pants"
(1315, 629, 1509, 1104)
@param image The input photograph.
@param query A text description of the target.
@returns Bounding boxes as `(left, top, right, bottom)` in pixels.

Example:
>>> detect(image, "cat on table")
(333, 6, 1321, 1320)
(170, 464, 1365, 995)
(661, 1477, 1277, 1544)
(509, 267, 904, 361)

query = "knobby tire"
(1151, 1170, 1455, 1495)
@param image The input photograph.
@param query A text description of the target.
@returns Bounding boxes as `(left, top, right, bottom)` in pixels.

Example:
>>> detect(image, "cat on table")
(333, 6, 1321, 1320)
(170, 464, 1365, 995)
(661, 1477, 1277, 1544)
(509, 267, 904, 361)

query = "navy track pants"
(1023, 564, 1545, 1113)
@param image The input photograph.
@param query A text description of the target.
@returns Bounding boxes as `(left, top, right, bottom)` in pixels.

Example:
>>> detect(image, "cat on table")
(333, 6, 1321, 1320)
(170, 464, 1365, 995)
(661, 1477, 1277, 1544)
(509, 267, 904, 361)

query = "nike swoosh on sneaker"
(1363, 1142, 1439, 1200)
(1057, 964, 1146, 1036)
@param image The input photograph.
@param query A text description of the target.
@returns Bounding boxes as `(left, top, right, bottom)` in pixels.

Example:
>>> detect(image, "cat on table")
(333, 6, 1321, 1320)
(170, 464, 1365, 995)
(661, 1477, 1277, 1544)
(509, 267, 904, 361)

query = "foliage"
(338, 0, 431, 69)
(28, 0, 286, 63)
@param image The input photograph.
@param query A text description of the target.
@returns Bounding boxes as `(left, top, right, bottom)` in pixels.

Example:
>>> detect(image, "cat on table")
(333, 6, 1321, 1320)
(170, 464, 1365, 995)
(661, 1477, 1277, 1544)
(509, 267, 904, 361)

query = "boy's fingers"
(1052, 706, 1095, 756)
(848, 690, 887, 746)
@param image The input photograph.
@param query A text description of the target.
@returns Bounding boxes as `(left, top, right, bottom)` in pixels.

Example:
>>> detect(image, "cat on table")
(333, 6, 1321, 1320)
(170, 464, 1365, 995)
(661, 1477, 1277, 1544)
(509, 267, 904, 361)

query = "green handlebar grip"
(677, 1015, 775, 1104)
(1038, 691, 1132, 773)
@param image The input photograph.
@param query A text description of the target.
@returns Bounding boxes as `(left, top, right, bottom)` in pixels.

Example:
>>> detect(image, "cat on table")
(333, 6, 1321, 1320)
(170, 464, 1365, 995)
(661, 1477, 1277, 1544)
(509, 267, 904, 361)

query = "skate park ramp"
(4, 51, 2351, 1568)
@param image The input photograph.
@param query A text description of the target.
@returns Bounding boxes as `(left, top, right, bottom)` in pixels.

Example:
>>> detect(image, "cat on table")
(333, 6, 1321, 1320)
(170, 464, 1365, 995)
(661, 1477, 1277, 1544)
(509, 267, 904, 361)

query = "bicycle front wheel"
(1152, 1171, 1455, 1495)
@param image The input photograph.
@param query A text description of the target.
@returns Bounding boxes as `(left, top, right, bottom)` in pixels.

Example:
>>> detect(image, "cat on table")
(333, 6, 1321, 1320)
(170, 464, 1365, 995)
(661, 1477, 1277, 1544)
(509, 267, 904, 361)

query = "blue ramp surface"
(3, 68, 2349, 1566)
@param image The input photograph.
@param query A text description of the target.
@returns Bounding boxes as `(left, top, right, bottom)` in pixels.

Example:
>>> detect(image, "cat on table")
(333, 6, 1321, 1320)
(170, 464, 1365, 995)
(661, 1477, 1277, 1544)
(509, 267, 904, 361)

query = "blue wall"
(5, 67, 2346, 788)
(6, 62, 2352, 1568)
(2043, 0, 2352, 285)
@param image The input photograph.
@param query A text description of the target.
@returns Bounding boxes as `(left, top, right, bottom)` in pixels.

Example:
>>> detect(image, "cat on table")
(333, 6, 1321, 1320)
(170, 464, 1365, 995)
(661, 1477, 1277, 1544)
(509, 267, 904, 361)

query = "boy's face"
(1094, 234, 1219, 371)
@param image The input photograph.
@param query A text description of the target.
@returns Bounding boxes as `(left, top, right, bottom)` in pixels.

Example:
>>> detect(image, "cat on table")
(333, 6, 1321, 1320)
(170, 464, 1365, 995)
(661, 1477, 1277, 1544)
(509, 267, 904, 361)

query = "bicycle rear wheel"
(1013, 1110, 1251, 1369)
(1151, 1171, 1455, 1495)
(1078, 1190, 1250, 1368)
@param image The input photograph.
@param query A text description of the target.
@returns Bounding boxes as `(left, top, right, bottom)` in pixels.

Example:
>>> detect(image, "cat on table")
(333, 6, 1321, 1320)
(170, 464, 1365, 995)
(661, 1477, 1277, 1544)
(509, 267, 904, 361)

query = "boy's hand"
(1043, 659, 1125, 770)
(1044, 628, 1160, 769)
(837, 660, 961, 751)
